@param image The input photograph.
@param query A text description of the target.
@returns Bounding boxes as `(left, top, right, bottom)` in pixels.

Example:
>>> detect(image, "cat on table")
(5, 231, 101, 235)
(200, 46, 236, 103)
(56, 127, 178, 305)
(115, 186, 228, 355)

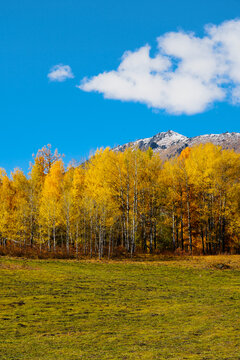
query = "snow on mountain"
(114, 130, 188, 152)
(114, 131, 240, 159)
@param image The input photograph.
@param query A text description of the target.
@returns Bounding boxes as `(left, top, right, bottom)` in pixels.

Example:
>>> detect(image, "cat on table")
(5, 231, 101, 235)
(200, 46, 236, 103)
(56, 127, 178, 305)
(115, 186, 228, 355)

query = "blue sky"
(1, 0, 240, 173)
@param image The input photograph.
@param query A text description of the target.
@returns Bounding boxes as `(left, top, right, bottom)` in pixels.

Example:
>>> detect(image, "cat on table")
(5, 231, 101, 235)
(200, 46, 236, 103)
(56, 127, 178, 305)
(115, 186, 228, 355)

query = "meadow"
(0, 256, 240, 359)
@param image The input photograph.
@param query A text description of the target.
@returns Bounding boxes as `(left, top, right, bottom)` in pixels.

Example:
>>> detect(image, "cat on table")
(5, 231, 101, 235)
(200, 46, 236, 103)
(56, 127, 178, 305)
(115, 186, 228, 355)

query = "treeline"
(1, 143, 240, 258)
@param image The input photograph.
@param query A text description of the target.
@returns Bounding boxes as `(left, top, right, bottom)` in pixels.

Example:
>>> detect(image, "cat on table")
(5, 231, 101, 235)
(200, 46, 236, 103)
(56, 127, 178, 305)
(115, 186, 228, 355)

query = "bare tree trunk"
(201, 226, 205, 254)
(180, 192, 184, 250)
(108, 227, 112, 259)
(172, 211, 176, 251)
(90, 216, 93, 258)
(99, 221, 102, 260)
(66, 217, 70, 255)
(48, 224, 51, 251)
(131, 156, 138, 257)
(126, 181, 130, 252)
(154, 222, 157, 250)
(76, 222, 79, 257)
(53, 218, 56, 253)
(39, 226, 42, 253)
(84, 212, 87, 256)
(222, 194, 226, 253)
(186, 184, 192, 254)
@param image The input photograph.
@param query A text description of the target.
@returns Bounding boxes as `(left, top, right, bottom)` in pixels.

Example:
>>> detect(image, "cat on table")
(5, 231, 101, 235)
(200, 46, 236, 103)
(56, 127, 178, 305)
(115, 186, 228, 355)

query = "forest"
(0, 143, 240, 258)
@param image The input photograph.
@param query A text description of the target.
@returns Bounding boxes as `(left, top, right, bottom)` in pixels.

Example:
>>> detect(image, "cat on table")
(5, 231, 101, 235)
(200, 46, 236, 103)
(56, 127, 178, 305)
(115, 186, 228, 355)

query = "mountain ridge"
(114, 130, 240, 159)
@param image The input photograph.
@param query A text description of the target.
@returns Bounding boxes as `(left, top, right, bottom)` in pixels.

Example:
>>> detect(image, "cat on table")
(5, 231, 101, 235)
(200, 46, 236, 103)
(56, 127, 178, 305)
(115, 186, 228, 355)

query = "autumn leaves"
(0, 143, 240, 258)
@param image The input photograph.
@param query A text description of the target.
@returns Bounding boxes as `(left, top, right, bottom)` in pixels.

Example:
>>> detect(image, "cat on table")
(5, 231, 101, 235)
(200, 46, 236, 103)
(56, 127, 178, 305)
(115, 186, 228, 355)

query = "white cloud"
(48, 64, 74, 82)
(232, 86, 240, 105)
(79, 19, 240, 115)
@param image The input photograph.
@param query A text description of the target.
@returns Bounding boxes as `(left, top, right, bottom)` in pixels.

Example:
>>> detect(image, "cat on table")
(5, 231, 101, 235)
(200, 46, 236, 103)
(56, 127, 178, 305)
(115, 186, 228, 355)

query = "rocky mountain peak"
(114, 130, 240, 159)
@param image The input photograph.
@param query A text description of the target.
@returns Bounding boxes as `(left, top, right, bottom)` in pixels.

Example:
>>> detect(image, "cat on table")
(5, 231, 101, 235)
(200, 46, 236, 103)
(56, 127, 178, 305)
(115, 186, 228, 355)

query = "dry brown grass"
(74, 254, 240, 270)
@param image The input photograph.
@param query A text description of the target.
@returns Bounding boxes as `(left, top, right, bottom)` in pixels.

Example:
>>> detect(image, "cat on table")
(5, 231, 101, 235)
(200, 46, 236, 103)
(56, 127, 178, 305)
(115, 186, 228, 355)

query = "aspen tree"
(39, 160, 64, 251)
(71, 166, 85, 256)
(11, 169, 30, 247)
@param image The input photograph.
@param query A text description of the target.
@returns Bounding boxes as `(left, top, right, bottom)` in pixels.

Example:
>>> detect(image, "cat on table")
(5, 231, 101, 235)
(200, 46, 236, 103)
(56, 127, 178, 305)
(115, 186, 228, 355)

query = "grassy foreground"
(0, 256, 240, 359)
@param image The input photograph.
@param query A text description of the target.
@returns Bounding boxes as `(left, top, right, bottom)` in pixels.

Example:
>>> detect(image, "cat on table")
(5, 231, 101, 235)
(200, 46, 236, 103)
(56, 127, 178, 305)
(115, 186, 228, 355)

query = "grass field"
(0, 256, 240, 359)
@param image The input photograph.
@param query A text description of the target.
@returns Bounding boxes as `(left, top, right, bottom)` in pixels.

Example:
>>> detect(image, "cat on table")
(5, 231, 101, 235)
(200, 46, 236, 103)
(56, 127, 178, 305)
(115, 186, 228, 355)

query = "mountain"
(114, 130, 240, 159)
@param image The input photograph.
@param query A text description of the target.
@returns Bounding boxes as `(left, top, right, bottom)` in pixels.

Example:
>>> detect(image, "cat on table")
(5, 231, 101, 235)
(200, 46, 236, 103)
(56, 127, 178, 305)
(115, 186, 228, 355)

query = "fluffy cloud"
(79, 19, 240, 115)
(48, 64, 74, 82)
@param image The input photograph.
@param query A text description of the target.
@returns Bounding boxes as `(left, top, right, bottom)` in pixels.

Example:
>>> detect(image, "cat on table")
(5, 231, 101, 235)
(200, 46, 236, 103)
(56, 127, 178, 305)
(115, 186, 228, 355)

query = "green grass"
(0, 256, 240, 359)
